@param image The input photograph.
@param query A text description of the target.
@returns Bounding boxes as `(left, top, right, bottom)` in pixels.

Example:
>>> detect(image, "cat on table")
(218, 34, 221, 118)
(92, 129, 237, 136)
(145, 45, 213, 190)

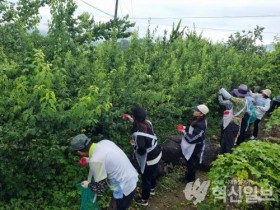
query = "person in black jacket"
(267, 95, 280, 114)
(177, 104, 209, 183)
(123, 107, 162, 207)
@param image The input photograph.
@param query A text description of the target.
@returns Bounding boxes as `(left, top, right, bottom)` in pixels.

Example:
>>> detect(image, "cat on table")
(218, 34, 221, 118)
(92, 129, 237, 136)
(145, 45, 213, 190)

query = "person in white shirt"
(71, 134, 138, 210)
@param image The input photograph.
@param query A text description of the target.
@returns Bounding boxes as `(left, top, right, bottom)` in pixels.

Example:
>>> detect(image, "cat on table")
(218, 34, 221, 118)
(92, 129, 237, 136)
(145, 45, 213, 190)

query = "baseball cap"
(70, 134, 91, 151)
(193, 104, 209, 115)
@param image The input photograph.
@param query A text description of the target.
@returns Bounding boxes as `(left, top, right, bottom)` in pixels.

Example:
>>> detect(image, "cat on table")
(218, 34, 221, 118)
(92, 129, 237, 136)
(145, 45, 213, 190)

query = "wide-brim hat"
(233, 84, 248, 97)
(262, 89, 271, 97)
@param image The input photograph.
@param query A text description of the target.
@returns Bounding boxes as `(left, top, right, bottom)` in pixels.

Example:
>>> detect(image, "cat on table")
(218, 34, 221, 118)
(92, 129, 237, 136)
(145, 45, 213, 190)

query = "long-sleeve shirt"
(183, 120, 207, 144)
(218, 95, 233, 110)
(132, 121, 162, 162)
(250, 92, 271, 119)
(220, 88, 247, 125)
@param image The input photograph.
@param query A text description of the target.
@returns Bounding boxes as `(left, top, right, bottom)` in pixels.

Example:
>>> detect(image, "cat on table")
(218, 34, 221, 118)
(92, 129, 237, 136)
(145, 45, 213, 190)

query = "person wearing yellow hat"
(177, 104, 209, 183)
(249, 89, 272, 140)
(70, 134, 138, 210)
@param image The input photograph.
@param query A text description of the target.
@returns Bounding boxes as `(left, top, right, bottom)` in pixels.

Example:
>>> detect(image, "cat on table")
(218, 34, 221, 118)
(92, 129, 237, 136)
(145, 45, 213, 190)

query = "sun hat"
(233, 84, 248, 97)
(193, 104, 209, 115)
(70, 134, 91, 151)
(262, 89, 271, 97)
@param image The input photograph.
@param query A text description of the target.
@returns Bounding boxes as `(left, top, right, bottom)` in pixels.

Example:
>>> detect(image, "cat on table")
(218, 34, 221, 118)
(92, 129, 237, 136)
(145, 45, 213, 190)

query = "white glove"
(220, 88, 232, 100)
(129, 139, 135, 145)
(81, 180, 89, 188)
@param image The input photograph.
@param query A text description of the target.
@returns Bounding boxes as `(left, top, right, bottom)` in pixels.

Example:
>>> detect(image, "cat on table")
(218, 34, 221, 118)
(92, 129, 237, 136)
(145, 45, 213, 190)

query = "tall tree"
(227, 25, 266, 54)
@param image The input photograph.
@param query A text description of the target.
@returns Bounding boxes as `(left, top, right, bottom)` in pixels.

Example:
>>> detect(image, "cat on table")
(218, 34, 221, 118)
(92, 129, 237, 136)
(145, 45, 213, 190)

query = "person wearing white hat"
(249, 89, 272, 140)
(177, 104, 209, 183)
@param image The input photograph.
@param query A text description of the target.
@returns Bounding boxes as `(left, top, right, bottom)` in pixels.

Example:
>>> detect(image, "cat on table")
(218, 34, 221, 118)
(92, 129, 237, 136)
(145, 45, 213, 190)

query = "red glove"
(122, 114, 129, 120)
(176, 124, 186, 132)
(78, 157, 88, 166)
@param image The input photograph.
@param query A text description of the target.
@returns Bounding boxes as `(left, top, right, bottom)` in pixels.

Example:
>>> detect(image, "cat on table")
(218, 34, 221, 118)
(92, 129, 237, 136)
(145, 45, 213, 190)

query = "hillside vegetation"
(0, 0, 279, 209)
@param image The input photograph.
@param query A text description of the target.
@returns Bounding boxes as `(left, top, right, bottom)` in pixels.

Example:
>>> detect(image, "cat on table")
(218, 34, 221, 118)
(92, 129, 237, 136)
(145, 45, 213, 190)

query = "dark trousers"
(220, 122, 239, 154)
(267, 100, 280, 113)
(252, 119, 261, 138)
(220, 123, 224, 146)
(141, 163, 158, 200)
(115, 188, 136, 210)
(185, 144, 203, 182)
(236, 112, 250, 145)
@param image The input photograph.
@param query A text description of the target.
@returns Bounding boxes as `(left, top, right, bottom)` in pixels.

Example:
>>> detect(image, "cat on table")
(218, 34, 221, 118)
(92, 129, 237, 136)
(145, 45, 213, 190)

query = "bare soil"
(130, 170, 208, 210)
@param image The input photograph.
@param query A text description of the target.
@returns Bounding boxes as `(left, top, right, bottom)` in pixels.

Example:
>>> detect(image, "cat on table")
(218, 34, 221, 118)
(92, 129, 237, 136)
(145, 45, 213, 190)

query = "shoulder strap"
(133, 131, 157, 140)
(132, 131, 158, 151)
(87, 170, 92, 182)
(146, 120, 155, 134)
(234, 100, 247, 117)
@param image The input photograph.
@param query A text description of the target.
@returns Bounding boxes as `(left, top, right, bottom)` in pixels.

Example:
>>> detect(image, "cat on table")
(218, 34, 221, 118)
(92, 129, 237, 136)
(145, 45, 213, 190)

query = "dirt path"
(131, 169, 208, 210)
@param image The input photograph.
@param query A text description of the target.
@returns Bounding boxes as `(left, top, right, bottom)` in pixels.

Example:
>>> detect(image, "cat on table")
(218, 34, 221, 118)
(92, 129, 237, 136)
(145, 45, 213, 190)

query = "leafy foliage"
(93, 15, 136, 41)
(0, 0, 279, 209)
(227, 25, 266, 54)
(208, 141, 280, 209)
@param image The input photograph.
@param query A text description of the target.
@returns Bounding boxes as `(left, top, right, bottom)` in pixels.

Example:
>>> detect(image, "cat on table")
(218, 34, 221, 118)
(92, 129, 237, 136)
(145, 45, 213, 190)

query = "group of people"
(69, 105, 210, 210)
(70, 107, 162, 209)
(218, 84, 276, 154)
(68, 84, 278, 210)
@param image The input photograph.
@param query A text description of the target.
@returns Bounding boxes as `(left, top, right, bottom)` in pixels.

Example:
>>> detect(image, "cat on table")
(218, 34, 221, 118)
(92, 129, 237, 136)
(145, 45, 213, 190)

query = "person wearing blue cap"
(71, 134, 138, 210)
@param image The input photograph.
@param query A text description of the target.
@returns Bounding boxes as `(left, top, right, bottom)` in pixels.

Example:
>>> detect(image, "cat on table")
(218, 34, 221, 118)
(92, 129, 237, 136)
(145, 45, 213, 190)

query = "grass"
(132, 165, 200, 210)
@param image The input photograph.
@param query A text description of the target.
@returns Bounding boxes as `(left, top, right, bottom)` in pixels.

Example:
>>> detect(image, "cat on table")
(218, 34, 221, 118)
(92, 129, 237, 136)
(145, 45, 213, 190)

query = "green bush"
(208, 141, 280, 209)
(1, 1, 280, 208)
